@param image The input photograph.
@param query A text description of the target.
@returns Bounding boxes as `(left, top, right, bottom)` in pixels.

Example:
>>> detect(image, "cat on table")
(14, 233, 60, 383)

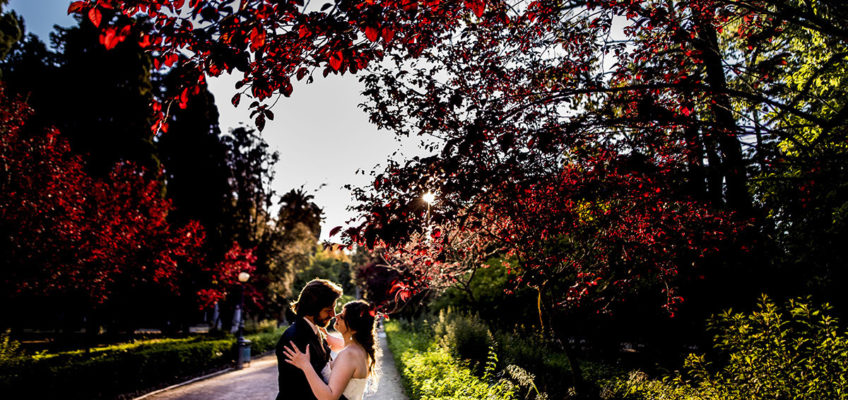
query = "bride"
(283, 300, 377, 400)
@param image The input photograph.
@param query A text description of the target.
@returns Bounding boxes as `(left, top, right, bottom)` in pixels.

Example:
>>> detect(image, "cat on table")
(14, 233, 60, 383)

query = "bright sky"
(7, 0, 429, 242)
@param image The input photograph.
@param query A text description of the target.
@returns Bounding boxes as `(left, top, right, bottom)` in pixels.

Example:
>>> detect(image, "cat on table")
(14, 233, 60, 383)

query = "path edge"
(131, 350, 276, 400)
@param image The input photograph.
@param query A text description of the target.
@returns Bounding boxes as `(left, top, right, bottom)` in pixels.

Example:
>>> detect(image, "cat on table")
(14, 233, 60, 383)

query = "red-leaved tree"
(71, 3, 848, 380)
(0, 87, 254, 330)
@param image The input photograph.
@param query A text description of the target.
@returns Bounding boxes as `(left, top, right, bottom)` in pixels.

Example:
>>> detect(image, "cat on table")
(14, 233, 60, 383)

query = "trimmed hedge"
(384, 320, 517, 400)
(0, 329, 284, 399)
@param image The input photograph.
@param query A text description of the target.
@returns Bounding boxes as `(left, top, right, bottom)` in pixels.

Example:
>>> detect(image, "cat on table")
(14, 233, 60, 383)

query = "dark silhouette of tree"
(277, 187, 324, 239)
(2, 12, 157, 178)
(0, 1, 21, 69)
(156, 60, 233, 258)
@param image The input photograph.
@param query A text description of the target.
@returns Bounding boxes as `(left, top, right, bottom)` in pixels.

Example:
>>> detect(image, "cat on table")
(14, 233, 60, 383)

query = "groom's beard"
(314, 316, 332, 328)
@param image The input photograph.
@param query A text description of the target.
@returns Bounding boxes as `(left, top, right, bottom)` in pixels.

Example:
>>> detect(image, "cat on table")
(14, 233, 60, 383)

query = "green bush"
(430, 257, 539, 331)
(602, 295, 848, 400)
(434, 308, 493, 366)
(244, 318, 280, 334)
(385, 320, 517, 400)
(0, 329, 23, 363)
(493, 329, 576, 397)
(0, 328, 285, 399)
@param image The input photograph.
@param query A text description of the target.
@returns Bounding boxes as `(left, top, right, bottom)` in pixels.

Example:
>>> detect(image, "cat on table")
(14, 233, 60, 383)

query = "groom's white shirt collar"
(303, 316, 319, 336)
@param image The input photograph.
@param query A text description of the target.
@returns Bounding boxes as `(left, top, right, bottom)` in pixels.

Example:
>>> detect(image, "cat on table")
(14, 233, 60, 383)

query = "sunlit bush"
(434, 308, 493, 366)
(385, 320, 516, 400)
(603, 295, 848, 400)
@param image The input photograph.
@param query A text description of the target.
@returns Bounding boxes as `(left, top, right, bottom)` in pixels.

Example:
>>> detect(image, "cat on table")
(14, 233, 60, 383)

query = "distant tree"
(277, 187, 324, 239)
(222, 126, 278, 248)
(256, 188, 327, 317)
(156, 60, 233, 258)
(0, 0, 21, 67)
(295, 245, 357, 296)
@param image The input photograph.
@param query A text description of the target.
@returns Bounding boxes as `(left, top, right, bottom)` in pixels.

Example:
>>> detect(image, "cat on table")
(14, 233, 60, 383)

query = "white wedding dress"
(321, 352, 368, 400)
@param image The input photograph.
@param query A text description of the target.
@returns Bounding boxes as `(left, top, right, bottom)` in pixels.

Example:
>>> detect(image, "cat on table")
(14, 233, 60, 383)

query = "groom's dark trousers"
(275, 316, 348, 400)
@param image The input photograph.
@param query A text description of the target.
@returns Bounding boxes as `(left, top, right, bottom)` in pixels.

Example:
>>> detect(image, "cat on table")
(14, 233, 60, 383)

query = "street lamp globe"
(238, 272, 250, 283)
(422, 192, 436, 205)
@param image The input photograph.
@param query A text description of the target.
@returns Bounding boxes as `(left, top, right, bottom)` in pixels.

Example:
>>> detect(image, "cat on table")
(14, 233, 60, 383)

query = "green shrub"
(0, 328, 285, 399)
(244, 318, 279, 334)
(385, 320, 517, 400)
(0, 329, 23, 363)
(602, 295, 848, 400)
(434, 308, 493, 366)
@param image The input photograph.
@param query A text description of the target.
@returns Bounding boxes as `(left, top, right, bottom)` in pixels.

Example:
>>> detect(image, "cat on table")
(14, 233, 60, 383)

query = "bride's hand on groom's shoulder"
(283, 343, 311, 371)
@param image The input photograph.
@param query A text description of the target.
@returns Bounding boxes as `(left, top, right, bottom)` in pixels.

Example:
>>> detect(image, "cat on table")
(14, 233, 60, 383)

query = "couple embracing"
(275, 279, 378, 400)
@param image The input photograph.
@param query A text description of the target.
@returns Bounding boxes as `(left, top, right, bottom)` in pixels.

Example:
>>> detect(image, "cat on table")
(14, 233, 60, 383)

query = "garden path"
(136, 328, 407, 400)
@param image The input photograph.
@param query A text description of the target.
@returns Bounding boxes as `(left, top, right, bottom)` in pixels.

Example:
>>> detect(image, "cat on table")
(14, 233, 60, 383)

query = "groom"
(276, 278, 343, 400)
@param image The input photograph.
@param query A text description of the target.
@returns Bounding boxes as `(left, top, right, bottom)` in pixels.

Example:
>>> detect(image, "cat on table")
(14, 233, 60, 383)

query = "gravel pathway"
(138, 328, 408, 400)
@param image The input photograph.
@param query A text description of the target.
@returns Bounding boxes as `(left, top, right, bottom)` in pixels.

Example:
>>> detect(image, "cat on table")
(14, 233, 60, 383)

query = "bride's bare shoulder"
(337, 345, 369, 376)
(339, 344, 367, 360)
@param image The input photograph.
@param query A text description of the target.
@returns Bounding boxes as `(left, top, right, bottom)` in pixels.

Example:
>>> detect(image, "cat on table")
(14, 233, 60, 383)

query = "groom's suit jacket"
(275, 316, 348, 400)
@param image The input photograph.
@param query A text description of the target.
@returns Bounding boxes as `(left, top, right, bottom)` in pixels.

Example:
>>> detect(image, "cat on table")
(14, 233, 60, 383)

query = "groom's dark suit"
(275, 315, 347, 400)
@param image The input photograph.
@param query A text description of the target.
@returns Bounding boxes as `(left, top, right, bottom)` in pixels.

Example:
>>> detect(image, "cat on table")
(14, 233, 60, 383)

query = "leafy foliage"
(433, 308, 493, 366)
(0, 87, 203, 308)
(384, 320, 517, 400)
(0, 330, 22, 363)
(0, 1, 21, 64)
(294, 245, 357, 297)
(603, 296, 848, 400)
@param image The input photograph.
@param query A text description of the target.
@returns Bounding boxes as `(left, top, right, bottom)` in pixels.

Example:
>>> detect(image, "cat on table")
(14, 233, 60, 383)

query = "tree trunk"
(538, 286, 591, 398)
(683, 117, 709, 202)
(549, 314, 591, 399)
(694, 19, 752, 215)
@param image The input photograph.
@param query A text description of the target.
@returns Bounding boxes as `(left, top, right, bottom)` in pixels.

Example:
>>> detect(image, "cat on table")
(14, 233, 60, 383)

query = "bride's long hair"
(342, 300, 378, 373)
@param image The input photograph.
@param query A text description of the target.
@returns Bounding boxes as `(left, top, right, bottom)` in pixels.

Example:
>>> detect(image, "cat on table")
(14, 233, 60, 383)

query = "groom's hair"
(291, 279, 343, 318)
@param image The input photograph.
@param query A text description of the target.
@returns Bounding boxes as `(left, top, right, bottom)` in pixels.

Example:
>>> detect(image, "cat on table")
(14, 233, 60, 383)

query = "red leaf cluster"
(0, 87, 243, 310)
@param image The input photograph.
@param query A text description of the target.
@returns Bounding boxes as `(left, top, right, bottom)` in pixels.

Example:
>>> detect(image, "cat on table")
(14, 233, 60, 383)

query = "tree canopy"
(70, 0, 848, 335)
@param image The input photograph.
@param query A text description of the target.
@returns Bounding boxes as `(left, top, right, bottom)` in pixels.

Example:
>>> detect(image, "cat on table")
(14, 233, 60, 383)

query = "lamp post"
(236, 271, 251, 369)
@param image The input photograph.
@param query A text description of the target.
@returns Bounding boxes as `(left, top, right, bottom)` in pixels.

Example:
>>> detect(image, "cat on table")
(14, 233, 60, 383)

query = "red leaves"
(138, 34, 151, 48)
(197, 242, 258, 309)
(389, 280, 412, 302)
(179, 87, 190, 109)
(67, 1, 87, 14)
(249, 27, 266, 52)
(298, 25, 311, 39)
(365, 26, 380, 42)
(281, 78, 293, 97)
(231, 93, 241, 107)
(381, 27, 395, 43)
(296, 67, 309, 81)
(465, 0, 485, 17)
(329, 50, 344, 71)
(99, 25, 132, 50)
(329, 225, 343, 237)
(163, 53, 179, 68)
(88, 7, 103, 27)
(83, 0, 478, 134)
(100, 27, 119, 49)
(0, 88, 206, 305)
